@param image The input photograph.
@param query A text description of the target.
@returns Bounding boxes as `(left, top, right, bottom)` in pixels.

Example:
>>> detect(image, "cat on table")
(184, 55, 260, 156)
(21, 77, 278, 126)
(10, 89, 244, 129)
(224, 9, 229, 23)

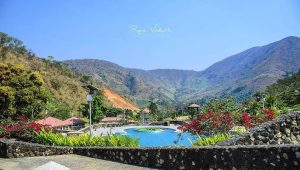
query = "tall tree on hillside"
(92, 91, 106, 122)
(0, 32, 27, 58)
(82, 91, 106, 122)
(149, 101, 158, 120)
(0, 63, 47, 119)
(126, 74, 138, 95)
(47, 56, 54, 62)
(124, 109, 134, 119)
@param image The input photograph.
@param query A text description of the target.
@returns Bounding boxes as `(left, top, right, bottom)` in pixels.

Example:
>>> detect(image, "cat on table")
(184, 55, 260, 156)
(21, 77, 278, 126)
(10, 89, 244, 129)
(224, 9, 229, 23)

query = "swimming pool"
(116, 127, 197, 147)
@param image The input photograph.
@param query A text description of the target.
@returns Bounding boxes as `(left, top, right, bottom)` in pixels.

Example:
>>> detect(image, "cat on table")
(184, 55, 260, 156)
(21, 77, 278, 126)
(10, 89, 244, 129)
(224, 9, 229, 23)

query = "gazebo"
(140, 108, 151, 125)
(188, 103, 200, 120)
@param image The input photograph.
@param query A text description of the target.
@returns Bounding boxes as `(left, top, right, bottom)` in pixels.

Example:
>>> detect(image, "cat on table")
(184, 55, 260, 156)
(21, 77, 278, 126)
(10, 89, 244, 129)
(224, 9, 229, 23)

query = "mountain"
(66, 59, 205, 106)
(197, 36, 300, 100)
(66, 36, 300, 107)
(0, 33, 139, 118)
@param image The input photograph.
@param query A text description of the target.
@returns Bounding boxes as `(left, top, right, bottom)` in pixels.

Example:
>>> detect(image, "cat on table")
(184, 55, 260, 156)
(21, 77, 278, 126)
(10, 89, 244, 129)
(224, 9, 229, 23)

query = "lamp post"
(43, 109, 48, 125)
(87, 94, 93, 136)
(262, 97, 266, 110)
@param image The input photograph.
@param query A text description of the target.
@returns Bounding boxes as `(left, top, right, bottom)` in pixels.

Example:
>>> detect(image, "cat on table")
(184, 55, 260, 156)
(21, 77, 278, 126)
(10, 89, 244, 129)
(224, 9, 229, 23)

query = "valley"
(66, 36, 300, 107)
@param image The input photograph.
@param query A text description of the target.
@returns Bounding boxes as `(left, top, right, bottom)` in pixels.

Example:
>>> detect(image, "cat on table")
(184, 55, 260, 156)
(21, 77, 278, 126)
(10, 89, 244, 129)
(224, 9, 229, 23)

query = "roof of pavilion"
(100, 117, 122, 122)
(142, 108, 150, 113)
(188, 103, 200, 108)
(36, 116, 84, 127)
(36, 117, 66, 127)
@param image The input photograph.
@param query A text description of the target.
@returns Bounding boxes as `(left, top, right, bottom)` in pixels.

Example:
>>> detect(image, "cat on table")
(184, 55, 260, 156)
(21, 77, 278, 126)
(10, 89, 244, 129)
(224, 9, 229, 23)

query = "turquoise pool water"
(117, 128, 197, 147)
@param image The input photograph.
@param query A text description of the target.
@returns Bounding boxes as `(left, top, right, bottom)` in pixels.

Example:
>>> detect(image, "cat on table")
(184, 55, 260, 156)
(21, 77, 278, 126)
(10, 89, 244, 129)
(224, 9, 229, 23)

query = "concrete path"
(0, 154, 155, 170)
(92, 125, 180, 136)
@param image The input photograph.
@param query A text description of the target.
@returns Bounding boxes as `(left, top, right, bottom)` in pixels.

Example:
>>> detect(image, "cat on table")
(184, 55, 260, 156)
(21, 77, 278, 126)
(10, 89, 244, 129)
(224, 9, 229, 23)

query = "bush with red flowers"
(178, 110, 234, 135)
(0, 116, 47, 141)
(235, 109, 275, 128)
(178, 109, 276, 135)
(235, 113, 261, 128)
(262, 109, 275, 120)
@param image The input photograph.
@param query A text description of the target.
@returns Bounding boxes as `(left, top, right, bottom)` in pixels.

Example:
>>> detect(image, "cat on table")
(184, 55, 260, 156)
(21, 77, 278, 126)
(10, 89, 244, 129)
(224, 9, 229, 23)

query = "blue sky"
(0, 0, 300, 71)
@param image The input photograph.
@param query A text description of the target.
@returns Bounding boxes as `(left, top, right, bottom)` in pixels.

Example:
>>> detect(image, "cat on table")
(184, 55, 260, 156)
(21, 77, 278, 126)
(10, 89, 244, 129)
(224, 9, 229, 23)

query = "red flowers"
(178, 120, 202, 135)
(178, 110, 234, 135)
(179, 109, 276, 135)
(0, 116, 47, 141)
(262, 109, 274, 120)
(236, 109, 275, 128)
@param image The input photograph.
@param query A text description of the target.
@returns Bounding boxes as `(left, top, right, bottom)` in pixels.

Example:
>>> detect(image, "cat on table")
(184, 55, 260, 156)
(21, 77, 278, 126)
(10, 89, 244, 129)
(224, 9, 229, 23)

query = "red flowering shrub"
(236, 113, 258, 128)
(0, 116, 47, 141)
(262, 109, 275, 121)
(240, 113, 251, 128)
(236, 109, 275, 129)
(178, 110, 234, 135)
(179, 109, 276, 135)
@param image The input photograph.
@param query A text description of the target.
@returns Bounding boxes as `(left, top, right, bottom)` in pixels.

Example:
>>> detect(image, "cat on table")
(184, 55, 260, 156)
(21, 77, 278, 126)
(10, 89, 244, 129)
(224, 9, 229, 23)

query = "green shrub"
(34, 129, 139, 147)
(191, 133, 233, 146)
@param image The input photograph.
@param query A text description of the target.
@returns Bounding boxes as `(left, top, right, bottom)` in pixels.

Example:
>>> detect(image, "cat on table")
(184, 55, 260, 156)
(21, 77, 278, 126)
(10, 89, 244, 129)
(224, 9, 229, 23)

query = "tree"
(149, 101, 158, 114)
(149, 101, 158, 120)
(0, 86, 15, 118)
(124, 109, 134, 119)
(45, 90, 72, 120)
(81, 91, 106, 122)
(92, 91, 107, 122)
(105, 107, 123, 117)
(47, 56, 54, 62)
(0, 63, 47, 119)
(200, 98, 242, 116)
(126, 74, 137, 95)
(0, 32, 27, 58)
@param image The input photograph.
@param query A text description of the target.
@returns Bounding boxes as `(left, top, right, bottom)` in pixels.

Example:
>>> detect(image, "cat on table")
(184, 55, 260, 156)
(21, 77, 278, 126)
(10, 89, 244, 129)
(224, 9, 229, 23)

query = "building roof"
(188, 103, 200, 108)
(36, 117, 66, 127)
(142, 108, 150, 113)
(100, 117, 122, 122)
(63, 117, 85, 126)
(36, 116, 85, 127)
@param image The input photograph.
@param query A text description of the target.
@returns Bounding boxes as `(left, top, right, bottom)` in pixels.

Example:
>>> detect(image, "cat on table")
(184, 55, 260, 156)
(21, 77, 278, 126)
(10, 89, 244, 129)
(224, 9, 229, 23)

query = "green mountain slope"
(65, 36, 300, 107)
(66, 59, 207, 106)
(0, 33, 139, 118)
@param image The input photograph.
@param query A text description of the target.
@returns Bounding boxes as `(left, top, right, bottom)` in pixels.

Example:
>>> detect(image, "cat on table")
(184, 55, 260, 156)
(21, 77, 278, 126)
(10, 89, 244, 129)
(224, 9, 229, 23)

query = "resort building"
(36, 116, 85, 131)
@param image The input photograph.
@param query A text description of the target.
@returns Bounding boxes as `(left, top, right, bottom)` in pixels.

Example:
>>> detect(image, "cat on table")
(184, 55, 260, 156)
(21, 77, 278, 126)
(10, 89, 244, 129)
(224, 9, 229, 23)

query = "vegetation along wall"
(1, 112, 300, 169)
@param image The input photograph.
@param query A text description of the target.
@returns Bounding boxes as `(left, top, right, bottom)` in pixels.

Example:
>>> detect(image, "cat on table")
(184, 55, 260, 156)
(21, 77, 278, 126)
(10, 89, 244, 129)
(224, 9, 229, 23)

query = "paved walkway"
(0, 154, 155, 170)
(92, 125, 180, 136)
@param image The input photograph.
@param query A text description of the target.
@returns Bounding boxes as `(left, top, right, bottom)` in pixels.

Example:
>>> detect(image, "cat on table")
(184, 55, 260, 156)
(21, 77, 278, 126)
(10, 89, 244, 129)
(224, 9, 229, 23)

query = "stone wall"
(0, 138, 8, 157)
(1, 138, 300, 169)
(72, 145, 300, 169)
(219, 111, 300, 146)
(0, 138, 73, 158)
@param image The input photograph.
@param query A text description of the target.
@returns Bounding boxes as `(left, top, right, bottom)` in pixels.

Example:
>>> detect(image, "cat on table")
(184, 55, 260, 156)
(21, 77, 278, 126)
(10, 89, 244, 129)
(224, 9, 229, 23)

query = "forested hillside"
(0, 32, 138, 119)
(266, 70, 300, 106)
